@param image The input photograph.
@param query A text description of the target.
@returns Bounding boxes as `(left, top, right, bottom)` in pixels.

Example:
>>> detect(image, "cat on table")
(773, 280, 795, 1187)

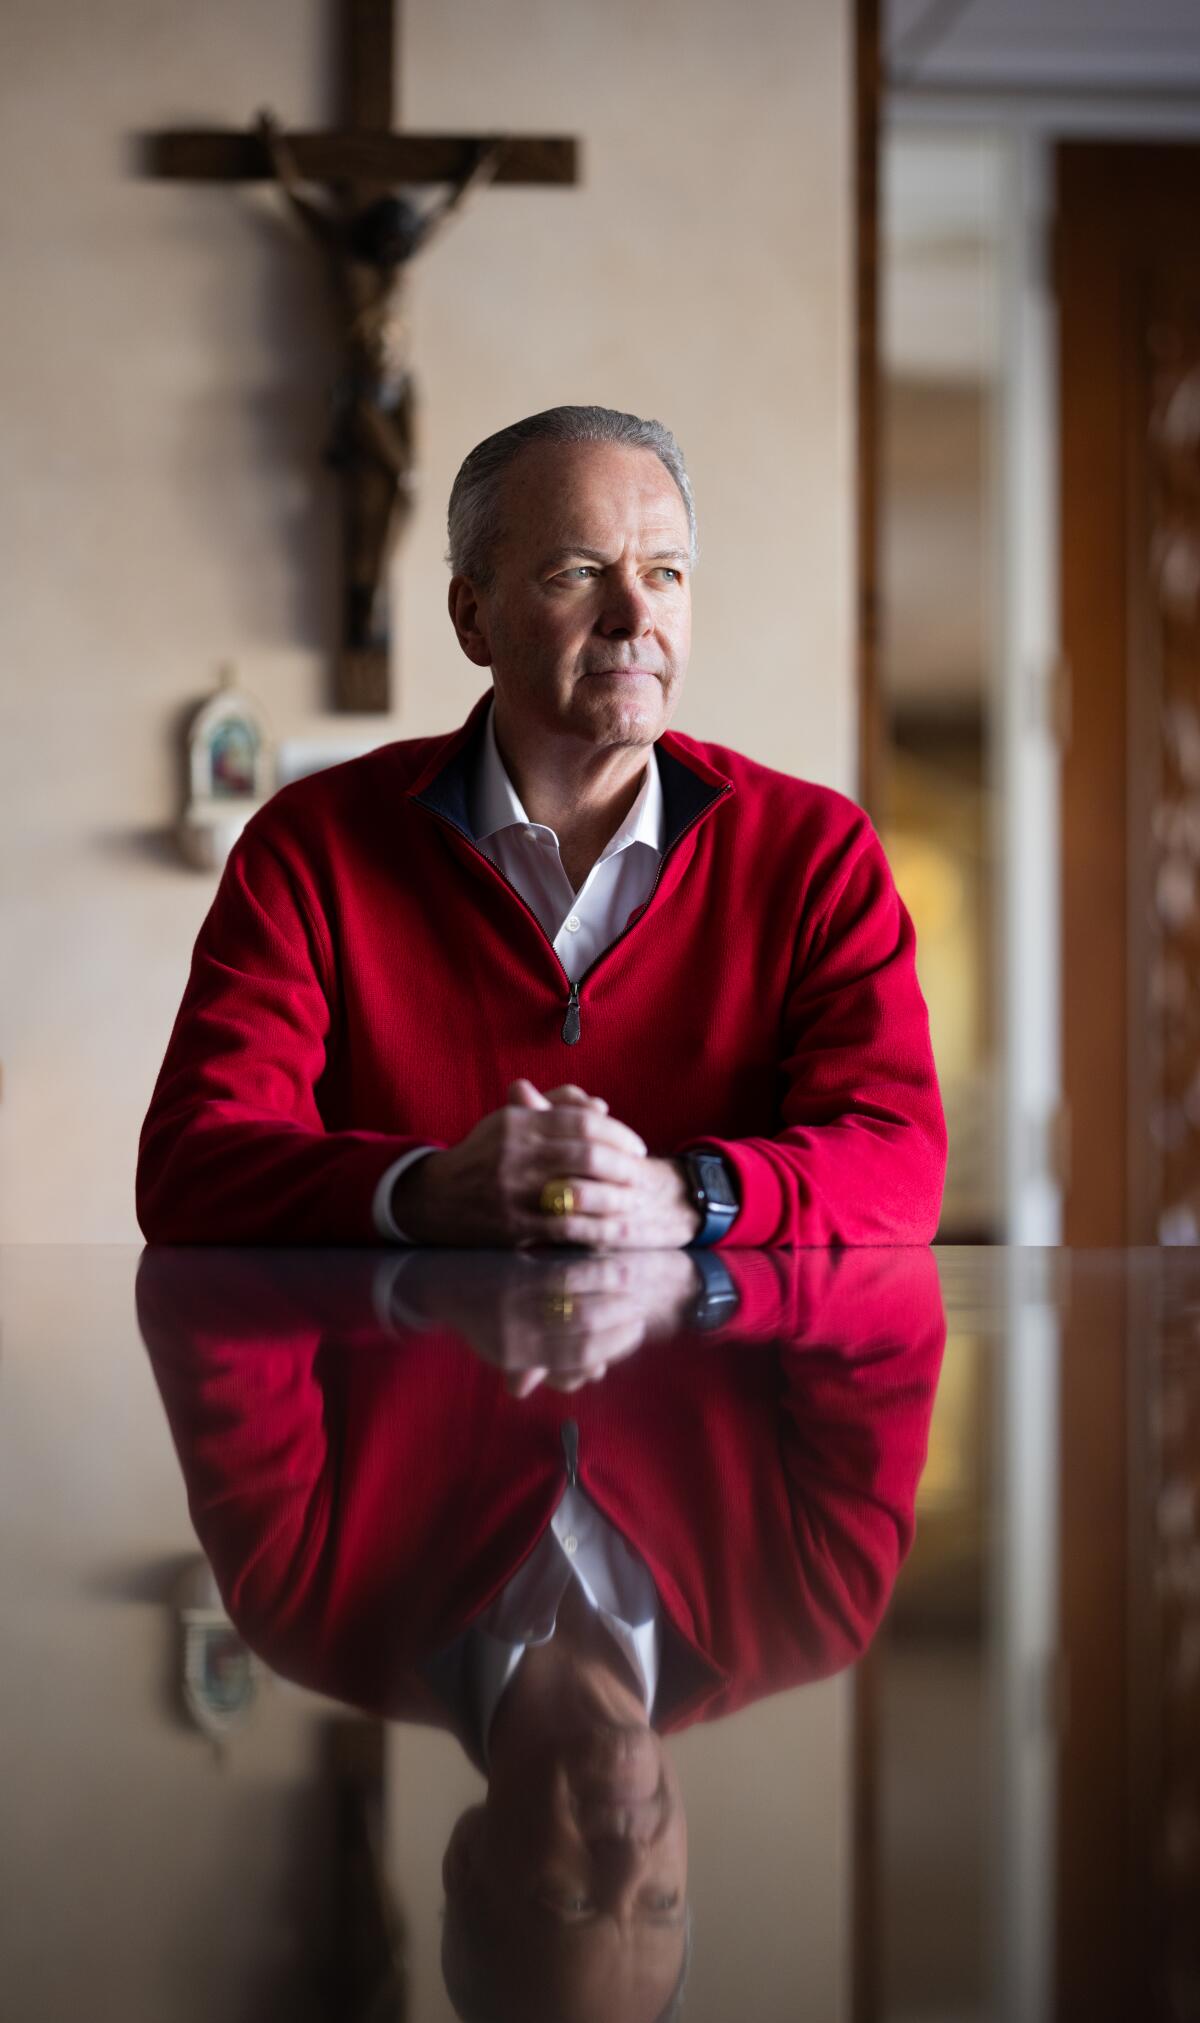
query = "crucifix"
(142, 0, 580, 712)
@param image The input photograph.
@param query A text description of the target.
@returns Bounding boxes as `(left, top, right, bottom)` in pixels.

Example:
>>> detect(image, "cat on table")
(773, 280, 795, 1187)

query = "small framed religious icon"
(179, 665, 273, 870)
(173, 1555, 262, 1747)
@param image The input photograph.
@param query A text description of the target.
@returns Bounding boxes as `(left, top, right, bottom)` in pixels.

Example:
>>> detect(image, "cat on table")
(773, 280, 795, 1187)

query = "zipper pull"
(562, 981, 581, 1045)
(561, 1419, 579, 1485)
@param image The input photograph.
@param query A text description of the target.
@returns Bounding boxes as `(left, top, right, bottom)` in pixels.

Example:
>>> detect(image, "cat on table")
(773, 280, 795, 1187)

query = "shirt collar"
(472, 700, 665, 860)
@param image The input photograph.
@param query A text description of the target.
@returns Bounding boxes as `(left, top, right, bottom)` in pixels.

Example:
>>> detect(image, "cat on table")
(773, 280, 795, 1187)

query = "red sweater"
(137, 695, 946, 1245)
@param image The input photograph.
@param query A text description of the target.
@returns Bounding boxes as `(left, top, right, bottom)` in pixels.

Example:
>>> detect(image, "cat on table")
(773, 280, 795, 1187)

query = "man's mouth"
(583, 666, 660, 679)
(576, 1797, 665, 1842)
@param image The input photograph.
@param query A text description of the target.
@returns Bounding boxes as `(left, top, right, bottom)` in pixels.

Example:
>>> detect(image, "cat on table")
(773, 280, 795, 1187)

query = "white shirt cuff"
(373, 1147, 438, 1242)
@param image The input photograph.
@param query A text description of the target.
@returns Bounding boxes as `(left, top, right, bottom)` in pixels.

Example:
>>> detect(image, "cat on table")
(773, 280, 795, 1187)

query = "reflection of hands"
(386, 1247, 702, 1396)
(390, 1080, 702, 1250)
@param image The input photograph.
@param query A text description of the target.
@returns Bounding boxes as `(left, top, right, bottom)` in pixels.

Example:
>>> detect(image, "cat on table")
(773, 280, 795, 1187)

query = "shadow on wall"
(143, 170, 343, 654)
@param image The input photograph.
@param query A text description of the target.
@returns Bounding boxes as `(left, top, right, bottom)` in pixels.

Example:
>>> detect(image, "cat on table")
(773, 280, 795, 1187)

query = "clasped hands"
(389, 1079, 701, 1249)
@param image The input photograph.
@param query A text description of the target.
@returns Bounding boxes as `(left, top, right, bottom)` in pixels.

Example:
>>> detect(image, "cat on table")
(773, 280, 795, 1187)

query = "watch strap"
(682, 1150, 740, 1249)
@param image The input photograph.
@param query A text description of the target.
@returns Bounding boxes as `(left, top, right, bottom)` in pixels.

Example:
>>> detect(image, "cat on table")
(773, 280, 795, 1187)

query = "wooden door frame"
(1058, 145, 1139, 1245)
(856, 0, 883, 826)
(852, 7, 883, 2021)
(1059, 142, 1200, 1245)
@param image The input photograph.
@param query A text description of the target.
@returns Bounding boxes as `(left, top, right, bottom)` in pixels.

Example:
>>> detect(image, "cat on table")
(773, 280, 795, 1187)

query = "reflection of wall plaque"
(179, 666, 273, 871)
(174, 1556, 261, 1743)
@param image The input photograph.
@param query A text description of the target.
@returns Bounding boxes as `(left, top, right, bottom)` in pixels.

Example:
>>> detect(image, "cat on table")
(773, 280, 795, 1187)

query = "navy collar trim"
(412, 708, 728, 854)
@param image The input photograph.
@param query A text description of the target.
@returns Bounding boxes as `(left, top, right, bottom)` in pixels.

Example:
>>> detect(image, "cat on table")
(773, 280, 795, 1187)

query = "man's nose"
(597, 575, 652, 638)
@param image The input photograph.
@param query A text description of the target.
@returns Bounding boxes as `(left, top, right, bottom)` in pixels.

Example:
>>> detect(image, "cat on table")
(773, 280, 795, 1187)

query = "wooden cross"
(142, 0, 580, 712)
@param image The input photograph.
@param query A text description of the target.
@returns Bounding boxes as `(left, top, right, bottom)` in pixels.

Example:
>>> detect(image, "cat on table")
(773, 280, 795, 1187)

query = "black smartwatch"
(680, 1150, 740, 1249)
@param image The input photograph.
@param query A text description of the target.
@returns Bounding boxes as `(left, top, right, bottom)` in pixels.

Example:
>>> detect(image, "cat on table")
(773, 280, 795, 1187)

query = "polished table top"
(0, 1245, 1195, 2023)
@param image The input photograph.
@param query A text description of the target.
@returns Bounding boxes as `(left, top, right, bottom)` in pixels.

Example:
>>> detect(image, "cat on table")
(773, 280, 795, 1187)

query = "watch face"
(691, 1153, 739, 1211)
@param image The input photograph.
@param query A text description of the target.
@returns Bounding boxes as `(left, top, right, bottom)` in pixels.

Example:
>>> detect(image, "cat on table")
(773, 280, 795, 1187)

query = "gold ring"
(543, 1293, 576, 1321)
(539, 1178, 576, 1217)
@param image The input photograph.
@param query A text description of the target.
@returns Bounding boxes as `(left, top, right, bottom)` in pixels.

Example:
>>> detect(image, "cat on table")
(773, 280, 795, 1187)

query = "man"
(137, 405, 945, 1247)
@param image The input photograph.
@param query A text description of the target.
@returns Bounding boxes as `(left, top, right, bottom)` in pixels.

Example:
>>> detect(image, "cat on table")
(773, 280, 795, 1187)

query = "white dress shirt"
(372, 704, 666, 1239)
(468, 1483, 662, 1758)
(472, 700, 665, 977)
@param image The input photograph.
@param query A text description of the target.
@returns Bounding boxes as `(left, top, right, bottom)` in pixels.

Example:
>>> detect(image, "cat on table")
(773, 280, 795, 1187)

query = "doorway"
(1059, 142, 1200, 1244)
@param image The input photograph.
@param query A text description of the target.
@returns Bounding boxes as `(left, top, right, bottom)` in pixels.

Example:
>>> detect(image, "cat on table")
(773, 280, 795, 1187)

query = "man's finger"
(508, 1078, 551, 1111)
(539, 1108, 647, 1159)
(550, 1258, 631, 1294)
(518, 1207, 696, 1251)
(544, 1084, 608, 1113)
(505, 1367, 547, 1398)
(525, 1142, 647, 1191)
(515, 1208, 634, 1248)
(528, 1177, 638, 1220)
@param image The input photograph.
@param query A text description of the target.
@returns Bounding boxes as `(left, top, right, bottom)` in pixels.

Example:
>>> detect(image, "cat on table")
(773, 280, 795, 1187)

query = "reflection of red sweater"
(136, 697, 945, 1245)
(139, 1248, 946, 1741)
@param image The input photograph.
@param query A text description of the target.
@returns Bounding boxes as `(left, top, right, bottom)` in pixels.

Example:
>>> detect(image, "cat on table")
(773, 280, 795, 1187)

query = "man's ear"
(443, 1803, 487, 1897)
(448, 576, 493, 669)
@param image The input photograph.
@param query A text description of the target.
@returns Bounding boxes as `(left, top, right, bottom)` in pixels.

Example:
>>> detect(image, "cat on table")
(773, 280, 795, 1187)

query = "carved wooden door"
(1059, 144, 1200, 1247)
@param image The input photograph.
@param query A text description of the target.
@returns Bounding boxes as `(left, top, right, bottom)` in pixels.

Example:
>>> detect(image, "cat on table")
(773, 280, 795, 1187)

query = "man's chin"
(569, 689, 670, 747)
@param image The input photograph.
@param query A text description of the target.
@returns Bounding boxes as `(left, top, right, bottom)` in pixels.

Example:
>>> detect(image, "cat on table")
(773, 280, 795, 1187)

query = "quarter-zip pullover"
(136, 692, 946, 1246)
(372, 700, 666, 1237)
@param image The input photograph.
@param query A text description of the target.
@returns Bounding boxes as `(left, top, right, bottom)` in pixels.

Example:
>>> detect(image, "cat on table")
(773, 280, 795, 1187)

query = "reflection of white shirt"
(470, 1484, 662, 1758)
(372, 702, 666, 1239)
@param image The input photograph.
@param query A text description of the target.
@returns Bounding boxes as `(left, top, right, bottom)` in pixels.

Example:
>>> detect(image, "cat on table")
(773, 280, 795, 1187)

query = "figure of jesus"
(257, 111, 507, 657)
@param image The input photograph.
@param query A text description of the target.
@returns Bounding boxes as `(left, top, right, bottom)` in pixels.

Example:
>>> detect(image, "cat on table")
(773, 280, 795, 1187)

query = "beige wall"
(0, 0, 856, 1241)
(0, 1249, 335, 2022)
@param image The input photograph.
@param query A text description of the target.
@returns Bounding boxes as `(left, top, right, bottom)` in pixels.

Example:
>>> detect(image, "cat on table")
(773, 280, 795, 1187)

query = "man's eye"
(652, 567, 681, 583)
(540, 1894, 594, 1917)
(560, 566, 599, 581)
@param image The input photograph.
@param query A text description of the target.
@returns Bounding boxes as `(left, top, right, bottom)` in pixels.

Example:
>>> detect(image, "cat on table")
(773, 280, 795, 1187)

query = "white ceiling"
(885, 0, 1200, 90)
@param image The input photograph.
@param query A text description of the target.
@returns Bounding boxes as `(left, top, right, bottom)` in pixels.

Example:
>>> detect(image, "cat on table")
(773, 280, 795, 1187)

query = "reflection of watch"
(686, 1251, 741, 1329)
(681, 1150, 740, 1249)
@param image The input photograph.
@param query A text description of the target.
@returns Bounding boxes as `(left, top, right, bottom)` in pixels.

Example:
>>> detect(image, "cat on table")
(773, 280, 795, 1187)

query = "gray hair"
(446, 404, 698, 585)
(442, 1896, 694, 2021)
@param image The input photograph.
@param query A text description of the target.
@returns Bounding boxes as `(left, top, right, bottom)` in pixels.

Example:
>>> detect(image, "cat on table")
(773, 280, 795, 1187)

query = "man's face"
(451, 439, 693, 755)
(443, 1723, 689, 2021)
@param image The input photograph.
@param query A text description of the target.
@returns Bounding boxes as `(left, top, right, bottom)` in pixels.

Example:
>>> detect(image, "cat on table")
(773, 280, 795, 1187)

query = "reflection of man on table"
(138, 405, 945, 1248)
(141, 1246, 946, 2022)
